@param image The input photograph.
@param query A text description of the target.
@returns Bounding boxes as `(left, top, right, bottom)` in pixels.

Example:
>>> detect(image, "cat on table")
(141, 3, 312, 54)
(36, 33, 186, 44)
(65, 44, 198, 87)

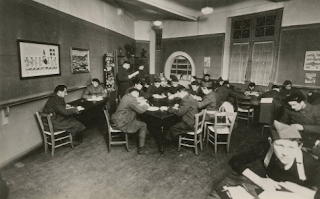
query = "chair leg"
(206, 128, 209, 147)
(108, 131, 112, 153)
(194, 138, 198, 156)
(178, 135, 181, 151)
(44, 136, 48, 153)
(50, 135, 55, 157)
(125, 133, 129, 152)
(214, 133, 217, 154)
(69, 134, 74, 148)
(199, 134, 203, 151)
(203, 123, 207, 141)
(261, 125, 265, 135)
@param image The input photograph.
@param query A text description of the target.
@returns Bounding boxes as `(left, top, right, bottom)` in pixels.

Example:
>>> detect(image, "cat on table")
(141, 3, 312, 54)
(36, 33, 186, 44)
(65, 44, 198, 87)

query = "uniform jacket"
(111, 93, 148, 133)
(146, 85, 165, 96)
(168, 94, 198, 128)
(216, 85, 232, 101)
(43, 93, 85, 134)
(280, 87, 303, 98)
(125, 86, 149, 99)
(279, 102, 320, 134)
(198, 91, 221, 111)
(81, 84, 107, 99)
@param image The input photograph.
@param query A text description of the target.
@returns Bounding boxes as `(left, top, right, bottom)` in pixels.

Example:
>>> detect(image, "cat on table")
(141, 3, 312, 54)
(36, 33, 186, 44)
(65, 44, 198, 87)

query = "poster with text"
(304, 51, 320, 71)
(305, 73, 316, 84)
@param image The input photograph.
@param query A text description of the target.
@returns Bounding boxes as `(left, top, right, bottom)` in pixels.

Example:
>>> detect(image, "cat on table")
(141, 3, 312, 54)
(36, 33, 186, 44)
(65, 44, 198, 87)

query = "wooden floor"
(1, 120, 266, 199)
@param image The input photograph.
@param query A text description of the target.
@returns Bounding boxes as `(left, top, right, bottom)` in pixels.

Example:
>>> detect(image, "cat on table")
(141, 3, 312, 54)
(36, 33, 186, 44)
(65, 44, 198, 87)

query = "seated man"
(164, 86, 199, 140)
(125, 79, 149, 99)
(82, 78, 107, 99)
(216, 77, 224, 88)
(167, 76, 185, 98)
(229, 120, 320, 199)
(280, 80, 303, 98)
(201, 74, 213, 86)
(111, 88, 150, 154)
(189, 81, 203, 101)
(146, 77, 166, 98)
(198, 83, 221, 121)
(279, 93, 320, 151)
(244, 82, 262, 96)
(43, 85, 86, 144)
(216, 80, 232, 102)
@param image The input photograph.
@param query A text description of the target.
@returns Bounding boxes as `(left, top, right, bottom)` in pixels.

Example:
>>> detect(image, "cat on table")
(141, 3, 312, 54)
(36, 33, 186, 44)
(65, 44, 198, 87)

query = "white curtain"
(251, 41, 274, 86)
(229, 43, 249, 84)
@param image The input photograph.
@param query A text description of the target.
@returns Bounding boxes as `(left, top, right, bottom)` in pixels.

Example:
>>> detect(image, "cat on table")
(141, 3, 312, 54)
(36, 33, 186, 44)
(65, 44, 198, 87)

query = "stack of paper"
(227, 186, 254, 199)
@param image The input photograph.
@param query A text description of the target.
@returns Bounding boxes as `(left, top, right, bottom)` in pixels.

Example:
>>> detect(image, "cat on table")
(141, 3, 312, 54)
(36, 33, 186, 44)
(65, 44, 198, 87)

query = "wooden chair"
(35, 111, 74, 157)
(178, 110, 206, 155)
(207, 112, 237, 154)
(236, 94, 254, 126)
(103, 106, 129, 152)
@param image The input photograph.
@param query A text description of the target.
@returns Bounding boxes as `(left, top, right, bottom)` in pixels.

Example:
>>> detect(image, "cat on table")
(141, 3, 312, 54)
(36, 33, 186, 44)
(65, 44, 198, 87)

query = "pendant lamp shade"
(201, 6, 213, 14)
(154, 20, 162, 26)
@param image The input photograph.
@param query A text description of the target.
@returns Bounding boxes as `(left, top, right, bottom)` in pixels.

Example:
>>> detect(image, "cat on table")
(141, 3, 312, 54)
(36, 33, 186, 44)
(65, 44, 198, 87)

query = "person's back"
(216, 84, 231, 102)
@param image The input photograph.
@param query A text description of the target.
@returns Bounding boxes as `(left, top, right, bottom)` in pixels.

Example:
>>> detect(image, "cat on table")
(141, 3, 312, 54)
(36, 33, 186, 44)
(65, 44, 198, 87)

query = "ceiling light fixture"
(201, 0, 213, 15)
(153, 20, 162, 26)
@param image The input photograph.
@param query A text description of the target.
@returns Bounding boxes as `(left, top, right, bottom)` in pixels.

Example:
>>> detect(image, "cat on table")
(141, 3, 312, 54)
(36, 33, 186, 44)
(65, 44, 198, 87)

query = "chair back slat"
(194, 110, 206, 133)
(237, 94, 251, 109)
(36, 111, 55, 135)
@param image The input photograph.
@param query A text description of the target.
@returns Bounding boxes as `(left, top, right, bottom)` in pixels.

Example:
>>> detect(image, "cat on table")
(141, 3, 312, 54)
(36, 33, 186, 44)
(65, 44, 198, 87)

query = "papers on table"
(160, 106, 168, 111)
(147, 106, 160, 111)
(87, 97, 103, 101)
(259, 191, 308, 199)
(153, 95, 166, 99)
(223, 186, 254, 199)
(260, 98, 273, 103)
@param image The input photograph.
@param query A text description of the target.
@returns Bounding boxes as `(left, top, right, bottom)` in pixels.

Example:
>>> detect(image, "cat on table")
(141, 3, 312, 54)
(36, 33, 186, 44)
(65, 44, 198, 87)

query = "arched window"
(164, 51, 195, 82)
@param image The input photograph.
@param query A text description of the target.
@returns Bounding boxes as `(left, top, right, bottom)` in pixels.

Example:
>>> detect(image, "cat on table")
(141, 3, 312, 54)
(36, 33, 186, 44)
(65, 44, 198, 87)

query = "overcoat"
(43, 94, 86, 134)
(111, 93, 148, 133)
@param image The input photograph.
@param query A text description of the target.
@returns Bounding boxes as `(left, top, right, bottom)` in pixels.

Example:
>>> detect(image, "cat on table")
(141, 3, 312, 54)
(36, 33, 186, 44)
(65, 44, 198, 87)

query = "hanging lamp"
(201, 0, 213, 15)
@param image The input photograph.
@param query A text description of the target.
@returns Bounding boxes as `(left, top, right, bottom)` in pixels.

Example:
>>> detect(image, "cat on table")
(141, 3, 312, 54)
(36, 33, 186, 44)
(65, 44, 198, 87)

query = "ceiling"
(104, 0, 289, 22)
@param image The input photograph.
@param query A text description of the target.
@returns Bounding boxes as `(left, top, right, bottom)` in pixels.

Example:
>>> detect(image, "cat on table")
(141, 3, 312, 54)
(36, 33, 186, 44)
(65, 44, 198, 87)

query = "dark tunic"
(125, 86, 149, 99)
(146, 85, 165, 97)
(216, 85, 232, 102)
(229, 141, 320, 198)
(280, 103, 320, 147)
(280, 87, 303, 98)
(111, 93, 148, 133)
(81, 84, 107, 99)
(166, 84, 185, 95)
(43, 94, 86, 135)
(136, 69, 148, 84)
(166, 94, 199, 139)
(117, 66, 133, 98)
(188, 87, 204, 98)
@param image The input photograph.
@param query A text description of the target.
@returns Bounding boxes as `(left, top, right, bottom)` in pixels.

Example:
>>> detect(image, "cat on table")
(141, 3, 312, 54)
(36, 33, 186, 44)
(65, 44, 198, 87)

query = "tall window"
(170, 56, 192, 80)
(229, 9, 282, 85)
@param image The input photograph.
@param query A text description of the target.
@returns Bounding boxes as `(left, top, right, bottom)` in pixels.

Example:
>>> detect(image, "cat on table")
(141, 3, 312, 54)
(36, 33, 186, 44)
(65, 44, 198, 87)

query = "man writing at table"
(81, 78, 107, 100)
(163, 86, 198, 141)
(229, 120, 320, 199)
(111, 88, 150, 154)
(197, 82, 221, 121)
(43, 85, 86, 145)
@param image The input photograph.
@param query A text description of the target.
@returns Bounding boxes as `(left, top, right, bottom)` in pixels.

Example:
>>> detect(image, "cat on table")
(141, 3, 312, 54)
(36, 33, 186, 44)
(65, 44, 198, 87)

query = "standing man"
(164, 87, 199, 140)
(43, 85, 86, 144)
(111, 88, 150, 154)
(81, 78, 107, 99)
(279, 93, 320, 153)
(117, 61, 139, 99)
(136, 64, 148, 85)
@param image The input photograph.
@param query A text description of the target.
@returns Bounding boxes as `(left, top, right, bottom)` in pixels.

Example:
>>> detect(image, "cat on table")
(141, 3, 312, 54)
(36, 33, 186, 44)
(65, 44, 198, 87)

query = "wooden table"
(143, 97, 179, 156)
(68, 98, 108, 125)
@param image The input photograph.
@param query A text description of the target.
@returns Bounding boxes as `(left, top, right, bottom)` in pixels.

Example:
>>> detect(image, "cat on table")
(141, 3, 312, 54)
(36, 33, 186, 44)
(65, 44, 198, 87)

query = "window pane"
(255, 27, 265, 37)
(242, 29, 250, 38)
(234, 20, 242, 29)
(266, 15, 276, 25)
(233, 30, 242, 39)
(256, 16, 265, 27)
(242, 19, 251, 28)
(265, 26, 275, 36)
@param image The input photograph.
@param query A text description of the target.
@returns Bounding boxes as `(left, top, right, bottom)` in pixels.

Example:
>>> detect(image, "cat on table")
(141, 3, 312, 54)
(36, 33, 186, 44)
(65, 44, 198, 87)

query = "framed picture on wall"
(70, 48, 90, 73)
(304, 51, 320, 71)
(18, 40, 61, 79)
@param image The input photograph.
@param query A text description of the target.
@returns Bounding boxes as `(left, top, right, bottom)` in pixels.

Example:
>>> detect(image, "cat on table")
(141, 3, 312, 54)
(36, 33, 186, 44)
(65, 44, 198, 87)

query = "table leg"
(160, 125, 164, 156)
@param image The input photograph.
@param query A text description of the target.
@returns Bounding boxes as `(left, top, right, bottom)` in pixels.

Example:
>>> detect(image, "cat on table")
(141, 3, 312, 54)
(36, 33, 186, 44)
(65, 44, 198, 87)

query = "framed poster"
(204, 57, 211, 67)
(18, 40, 60, 79)
(70, 48, 90, 73)
(304, 51, 320, 71)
